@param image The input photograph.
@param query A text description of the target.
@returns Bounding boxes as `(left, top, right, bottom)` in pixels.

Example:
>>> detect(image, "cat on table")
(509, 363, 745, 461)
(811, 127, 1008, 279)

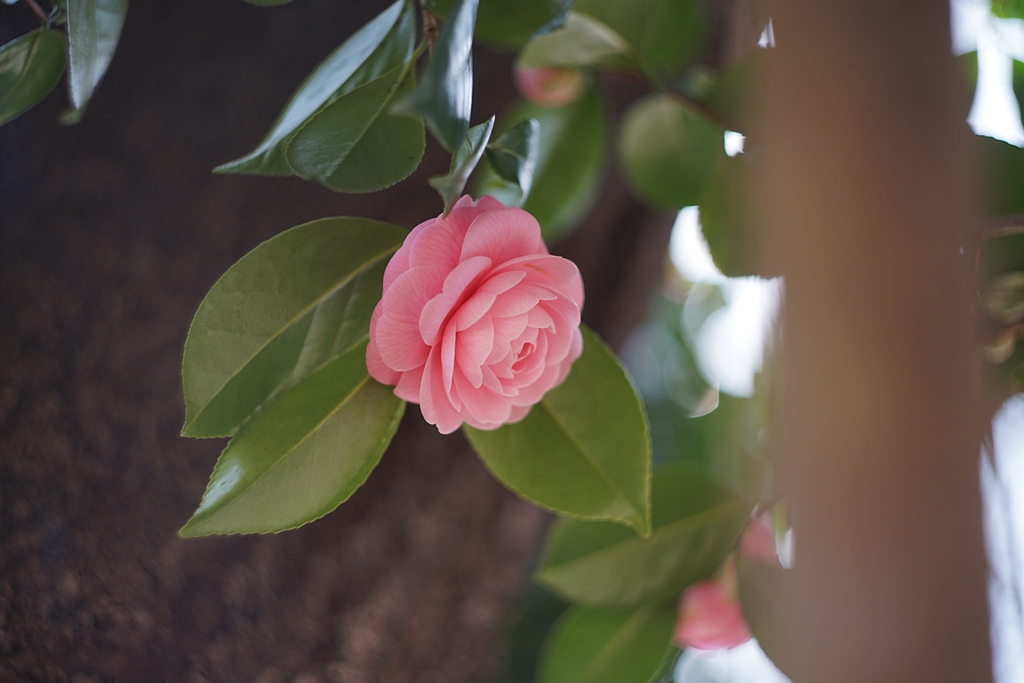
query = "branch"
(662, 88, 736, 131)
(970, 215, 1024, 293)
(980, 214, 1024, 241)
(22, 0, 48, 22)
(420, 3, 438, 54)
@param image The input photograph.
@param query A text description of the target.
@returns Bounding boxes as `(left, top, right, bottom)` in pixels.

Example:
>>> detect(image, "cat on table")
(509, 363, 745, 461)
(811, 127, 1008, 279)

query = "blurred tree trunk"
(758, 1, 994, 681)
(0, 2, 671, 681)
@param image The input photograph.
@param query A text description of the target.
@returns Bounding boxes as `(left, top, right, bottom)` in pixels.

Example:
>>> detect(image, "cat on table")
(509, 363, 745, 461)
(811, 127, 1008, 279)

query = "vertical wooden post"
(757, 2, 993, 681)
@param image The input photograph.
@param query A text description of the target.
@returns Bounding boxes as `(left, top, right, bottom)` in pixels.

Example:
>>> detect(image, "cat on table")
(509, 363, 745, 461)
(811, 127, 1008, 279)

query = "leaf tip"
(59, 106, 85, 126)
(211, 160, 239, 175)
(177, 518, 203, 538)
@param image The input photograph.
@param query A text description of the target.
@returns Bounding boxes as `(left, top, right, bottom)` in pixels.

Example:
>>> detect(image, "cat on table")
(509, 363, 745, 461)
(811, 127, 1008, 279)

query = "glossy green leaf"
(977, 133, 1024, 216)
(476, 87, 608, 242)
(215, 0, 415, 175)
(464, 326, 652, 536)
(65, 0, 127, 115)
(697, 153, 759, 277)
(573, 0, 708, 84)
(179, 343, 405, 536)
(620, 93, 726, 210)
(286, 62, 425, 193)
(484, 118, 539, 205)
(0, 30, 67, 127)
(538, 601, 677, 683)
(182, 217, 407, 438)
(395, 0, 478, 151)
(427, 0, 573, 49)
(517, 11, 634, 71)
(430, 117, 494, 214)
(535, 467, 752, 607)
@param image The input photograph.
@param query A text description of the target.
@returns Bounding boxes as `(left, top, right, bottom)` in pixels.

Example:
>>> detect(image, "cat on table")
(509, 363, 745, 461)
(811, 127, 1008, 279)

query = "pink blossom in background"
(739, 512, 780, 565)
(674, 560, 752, 651)
(513, 66, 587, 107)
(366, 195, 585, 434)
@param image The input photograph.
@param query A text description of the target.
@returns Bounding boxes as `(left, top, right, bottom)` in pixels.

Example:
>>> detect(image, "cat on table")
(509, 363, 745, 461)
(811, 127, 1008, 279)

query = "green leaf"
(495, 586, 571, 683)
(538, 601, 677, 683)
(701, 50, 766, 133)
(993, 0, 1024, 18)
(476, 87, 608, 242)
(179, 343, 405, 536)
(182, 217, 407, 438)
(429, 116, 494, 214)
(215, 0, 415, 175)
(619, 93, 726, 210)
(535, 467, 752, 607)
(529, 0, 576, 40)
(0, 29, 67, 127)
(697, 153, 758, 277)
(517, 11, 634, 71)
(984, 271, 1024, 325)
(573, 0, 708, 84)
(463, 326, 652, 536)
(426, 0, 573, 49)
(394, 0, 478, 152)
(285, 62, 426, 193)
(484, 118, 540, 205)
(977, 134, 1024, 216)
(65, 0, 127, 115)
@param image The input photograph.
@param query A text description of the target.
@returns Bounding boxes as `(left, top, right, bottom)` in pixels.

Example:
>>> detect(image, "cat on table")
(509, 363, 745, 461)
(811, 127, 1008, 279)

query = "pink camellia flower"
(513, 66, 587, 107)
(674, 560, 752, 650)
(739, 511, 781, 566)
(366, 195, 585, 434)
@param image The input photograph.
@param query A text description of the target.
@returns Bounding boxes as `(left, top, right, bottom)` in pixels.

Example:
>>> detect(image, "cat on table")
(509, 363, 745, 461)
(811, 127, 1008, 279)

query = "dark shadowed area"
(0, 1, 672, 681)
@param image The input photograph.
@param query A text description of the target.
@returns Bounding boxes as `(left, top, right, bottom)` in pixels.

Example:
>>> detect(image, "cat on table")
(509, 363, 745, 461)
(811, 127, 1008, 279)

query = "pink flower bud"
(739, 512, 780, 566)
(674, 560, 752, 650)
(513, 67, 587, 107)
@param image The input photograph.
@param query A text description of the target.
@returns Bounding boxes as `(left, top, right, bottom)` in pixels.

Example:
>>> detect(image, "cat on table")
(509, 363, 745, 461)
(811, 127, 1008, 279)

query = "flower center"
(512, 341, 536, 372)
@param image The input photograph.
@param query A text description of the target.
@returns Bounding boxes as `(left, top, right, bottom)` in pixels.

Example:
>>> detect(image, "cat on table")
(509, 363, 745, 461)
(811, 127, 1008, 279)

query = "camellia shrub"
(4, 0, 1024, 681)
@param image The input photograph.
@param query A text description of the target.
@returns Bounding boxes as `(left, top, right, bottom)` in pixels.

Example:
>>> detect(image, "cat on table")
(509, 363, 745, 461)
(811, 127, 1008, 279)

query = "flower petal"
(476, 195, 506, 211)
(419, 255, 492, 346)
(394, 365, 424, 403)
(409, 203, 486, 270)
(508, 362, 563, 407)
(495, 254, 584, 308)
(456, 315, 494, 389)
(366, 338, 400, 385)
(460, 208, 548, 266)
(441, 320, 458, 399)
(490, 287, 542, 318)
(375, 265, 446, 371)
(419, 346, 463, 434)
(487, 314, 529, 364)
(453, 270, 526, 331)
(455, 373, 514, 426)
